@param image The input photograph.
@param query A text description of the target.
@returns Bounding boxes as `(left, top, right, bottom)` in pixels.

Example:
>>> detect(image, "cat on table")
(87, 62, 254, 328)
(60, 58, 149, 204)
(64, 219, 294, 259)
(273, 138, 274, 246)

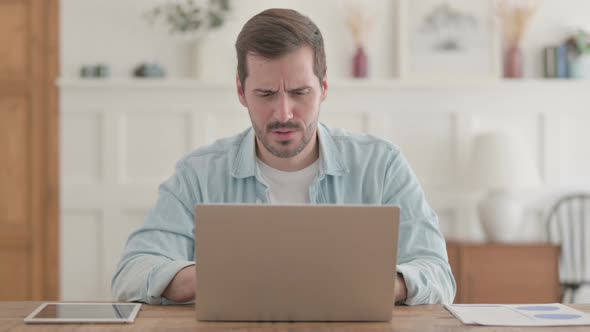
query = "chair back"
(545, 194, 590, 303)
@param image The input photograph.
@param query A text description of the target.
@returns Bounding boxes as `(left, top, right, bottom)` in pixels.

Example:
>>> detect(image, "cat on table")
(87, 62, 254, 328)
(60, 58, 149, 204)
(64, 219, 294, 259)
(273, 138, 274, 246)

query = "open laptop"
(194, 204, 400, 322)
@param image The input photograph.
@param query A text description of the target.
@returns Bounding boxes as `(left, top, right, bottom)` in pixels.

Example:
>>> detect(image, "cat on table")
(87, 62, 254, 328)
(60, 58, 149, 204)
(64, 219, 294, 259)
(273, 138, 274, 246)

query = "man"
(112, 8, 456, 305)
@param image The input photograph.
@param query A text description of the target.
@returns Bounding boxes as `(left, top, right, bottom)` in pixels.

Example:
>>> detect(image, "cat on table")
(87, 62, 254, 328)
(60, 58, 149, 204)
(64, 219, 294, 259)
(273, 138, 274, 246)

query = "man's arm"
(383, 149, 456, 305)
(112, 162, 198, 304)
(163, 265, 196, 303)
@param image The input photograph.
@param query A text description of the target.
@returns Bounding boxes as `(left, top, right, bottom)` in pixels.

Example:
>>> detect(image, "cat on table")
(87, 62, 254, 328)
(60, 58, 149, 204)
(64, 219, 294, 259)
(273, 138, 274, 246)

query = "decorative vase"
(189, 41, 202, 79)
(504, 45, 523, 78)
(571, 54, 590, 79)
(353, 46, 368, 78)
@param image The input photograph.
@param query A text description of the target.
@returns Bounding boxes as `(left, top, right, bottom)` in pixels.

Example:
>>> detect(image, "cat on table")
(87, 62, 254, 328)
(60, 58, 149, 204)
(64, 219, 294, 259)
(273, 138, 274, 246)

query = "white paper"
(445, 303, 590, 326)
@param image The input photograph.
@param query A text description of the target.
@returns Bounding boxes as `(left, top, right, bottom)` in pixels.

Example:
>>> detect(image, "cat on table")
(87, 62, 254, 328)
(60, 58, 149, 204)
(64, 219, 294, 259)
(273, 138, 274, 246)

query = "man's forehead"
(246, 64, 315, 87)
(246, 47, 314, 67)
(241, 46, 319, 89)
(247, 77, 315, 90)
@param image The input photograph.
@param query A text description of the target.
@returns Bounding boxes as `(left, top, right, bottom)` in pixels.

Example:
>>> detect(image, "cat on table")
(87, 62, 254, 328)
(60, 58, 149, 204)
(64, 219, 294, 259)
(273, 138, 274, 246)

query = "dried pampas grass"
(345, 3, 374, 49)
(497, 0, 541, 46)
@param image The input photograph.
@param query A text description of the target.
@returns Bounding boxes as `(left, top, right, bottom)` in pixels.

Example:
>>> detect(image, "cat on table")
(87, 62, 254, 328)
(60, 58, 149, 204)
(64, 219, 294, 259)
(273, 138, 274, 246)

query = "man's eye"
(257, 92, 273, 97)
(294, 89, 310, 96)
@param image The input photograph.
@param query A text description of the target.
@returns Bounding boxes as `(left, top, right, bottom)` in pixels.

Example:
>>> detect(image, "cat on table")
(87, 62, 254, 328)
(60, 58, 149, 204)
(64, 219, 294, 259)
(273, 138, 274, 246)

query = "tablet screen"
(25, 303, 141, 323)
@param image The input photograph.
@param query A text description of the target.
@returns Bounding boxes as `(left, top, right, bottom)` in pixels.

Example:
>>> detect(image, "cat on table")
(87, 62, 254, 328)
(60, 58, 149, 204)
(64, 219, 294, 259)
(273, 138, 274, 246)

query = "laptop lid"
(195, 204, 400, 322)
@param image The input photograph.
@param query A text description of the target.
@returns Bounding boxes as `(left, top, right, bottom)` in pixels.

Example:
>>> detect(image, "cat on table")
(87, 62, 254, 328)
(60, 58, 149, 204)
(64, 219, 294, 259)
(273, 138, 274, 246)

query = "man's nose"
(273, 92, 294, 122)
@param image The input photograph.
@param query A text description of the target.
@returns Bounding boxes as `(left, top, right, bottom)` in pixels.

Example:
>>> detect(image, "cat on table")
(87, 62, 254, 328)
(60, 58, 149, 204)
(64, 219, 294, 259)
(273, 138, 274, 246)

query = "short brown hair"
(235, 8, 326, 87)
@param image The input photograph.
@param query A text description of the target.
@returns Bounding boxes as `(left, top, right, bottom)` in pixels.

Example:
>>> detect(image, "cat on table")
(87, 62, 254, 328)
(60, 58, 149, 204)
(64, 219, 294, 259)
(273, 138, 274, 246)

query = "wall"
(59, 0, 590, 301)
(61, 0, 392, 79)
(62, 0, 590, 80)
(59, 79, 590, 300)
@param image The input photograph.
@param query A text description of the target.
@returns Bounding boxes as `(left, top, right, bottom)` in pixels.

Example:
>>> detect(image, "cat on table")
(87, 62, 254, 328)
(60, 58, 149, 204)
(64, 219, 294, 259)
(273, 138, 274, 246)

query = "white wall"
(58, 78, 590, 301)
(61, 0, 396, 79)
(59, 0, 590, 301)
(61, 0, 590, 80)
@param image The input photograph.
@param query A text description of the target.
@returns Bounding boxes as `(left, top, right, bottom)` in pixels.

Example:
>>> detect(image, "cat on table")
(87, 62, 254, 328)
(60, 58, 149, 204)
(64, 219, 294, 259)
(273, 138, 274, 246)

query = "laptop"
(194, 204, 400, 322)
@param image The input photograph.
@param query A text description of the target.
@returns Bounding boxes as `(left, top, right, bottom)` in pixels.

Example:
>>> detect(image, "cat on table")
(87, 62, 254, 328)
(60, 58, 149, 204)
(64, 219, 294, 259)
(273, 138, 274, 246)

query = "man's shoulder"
(323, 125, 400, 155)
(178, 128, 251, 167)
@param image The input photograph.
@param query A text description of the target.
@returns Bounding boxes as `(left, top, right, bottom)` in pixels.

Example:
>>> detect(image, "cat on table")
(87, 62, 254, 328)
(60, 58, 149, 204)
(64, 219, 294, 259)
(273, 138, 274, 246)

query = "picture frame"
(396, 0, 501, 80)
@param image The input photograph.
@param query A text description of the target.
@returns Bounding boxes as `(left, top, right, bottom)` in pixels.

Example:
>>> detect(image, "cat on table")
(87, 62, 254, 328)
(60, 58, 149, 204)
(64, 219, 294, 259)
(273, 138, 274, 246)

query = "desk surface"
(2, 302, 590, 331)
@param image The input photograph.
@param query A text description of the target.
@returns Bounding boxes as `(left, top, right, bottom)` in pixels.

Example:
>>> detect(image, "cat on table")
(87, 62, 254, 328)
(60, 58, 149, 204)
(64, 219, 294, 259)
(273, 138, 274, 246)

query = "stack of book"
(543, 45, 570, 78)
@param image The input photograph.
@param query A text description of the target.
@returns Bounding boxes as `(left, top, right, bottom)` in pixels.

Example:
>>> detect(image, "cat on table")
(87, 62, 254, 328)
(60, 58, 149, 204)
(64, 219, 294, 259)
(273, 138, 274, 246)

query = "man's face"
(237, 46, 328, 159)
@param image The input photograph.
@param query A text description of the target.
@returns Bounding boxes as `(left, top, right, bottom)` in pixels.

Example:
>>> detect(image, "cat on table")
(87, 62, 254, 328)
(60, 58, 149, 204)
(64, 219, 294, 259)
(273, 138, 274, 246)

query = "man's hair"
(235, 8, 326, 87)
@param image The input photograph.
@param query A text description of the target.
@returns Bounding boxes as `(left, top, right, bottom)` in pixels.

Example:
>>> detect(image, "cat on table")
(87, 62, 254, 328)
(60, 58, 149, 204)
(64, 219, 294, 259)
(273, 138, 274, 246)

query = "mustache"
(267, 122, 301, 131)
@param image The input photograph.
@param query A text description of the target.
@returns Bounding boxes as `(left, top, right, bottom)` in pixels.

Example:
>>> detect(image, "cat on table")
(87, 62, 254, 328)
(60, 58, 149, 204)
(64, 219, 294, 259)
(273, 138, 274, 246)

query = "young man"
(112, 8, 456, 305)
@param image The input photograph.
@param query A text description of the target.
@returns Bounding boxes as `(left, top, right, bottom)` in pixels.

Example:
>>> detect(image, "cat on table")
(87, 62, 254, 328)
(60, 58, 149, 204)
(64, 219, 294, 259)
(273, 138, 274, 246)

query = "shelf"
(57, 77, 590, 90)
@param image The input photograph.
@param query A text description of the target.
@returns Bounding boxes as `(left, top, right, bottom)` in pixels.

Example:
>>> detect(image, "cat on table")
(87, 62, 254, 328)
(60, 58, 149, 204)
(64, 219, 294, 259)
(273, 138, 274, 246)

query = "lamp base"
(478, 190, 524, 242)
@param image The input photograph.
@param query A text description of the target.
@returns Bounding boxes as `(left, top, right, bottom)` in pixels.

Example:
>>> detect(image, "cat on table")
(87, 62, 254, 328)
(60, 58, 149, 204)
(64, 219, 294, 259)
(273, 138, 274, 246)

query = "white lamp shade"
(470, 132, 541, 190)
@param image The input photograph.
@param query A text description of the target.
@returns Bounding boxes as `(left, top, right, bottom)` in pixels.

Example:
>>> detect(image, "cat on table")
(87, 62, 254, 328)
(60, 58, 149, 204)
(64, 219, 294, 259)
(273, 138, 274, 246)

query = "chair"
(545, 194, 590, 303)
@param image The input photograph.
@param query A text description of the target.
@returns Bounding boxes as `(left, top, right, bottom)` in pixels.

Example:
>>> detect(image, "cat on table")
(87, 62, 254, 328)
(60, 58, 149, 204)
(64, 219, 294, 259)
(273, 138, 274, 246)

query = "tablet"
(24, 303, 142, 324)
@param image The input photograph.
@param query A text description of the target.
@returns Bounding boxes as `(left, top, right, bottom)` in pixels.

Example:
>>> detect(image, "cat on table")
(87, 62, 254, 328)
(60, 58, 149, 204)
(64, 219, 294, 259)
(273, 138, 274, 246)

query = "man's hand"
(163, 266, 405, 304)
(394, 273, 408, 303)
(162, 265, 196, 303)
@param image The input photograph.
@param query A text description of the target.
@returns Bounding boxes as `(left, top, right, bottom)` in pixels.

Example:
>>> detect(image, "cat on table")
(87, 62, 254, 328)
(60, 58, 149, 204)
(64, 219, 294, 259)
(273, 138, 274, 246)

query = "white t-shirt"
(256, 158, 320, 204)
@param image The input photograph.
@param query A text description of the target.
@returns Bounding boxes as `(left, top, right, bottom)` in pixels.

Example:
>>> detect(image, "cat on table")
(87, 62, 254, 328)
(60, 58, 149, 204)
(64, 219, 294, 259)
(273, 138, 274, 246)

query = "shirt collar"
(317, 123, 349, 177)
(231, 123, 349, 179)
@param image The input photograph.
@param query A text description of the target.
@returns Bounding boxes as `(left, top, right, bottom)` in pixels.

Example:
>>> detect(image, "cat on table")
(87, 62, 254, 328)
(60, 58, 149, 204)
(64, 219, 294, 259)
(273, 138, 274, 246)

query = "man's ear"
(320, 71, 328, 102)
(236, 75, 248, 107)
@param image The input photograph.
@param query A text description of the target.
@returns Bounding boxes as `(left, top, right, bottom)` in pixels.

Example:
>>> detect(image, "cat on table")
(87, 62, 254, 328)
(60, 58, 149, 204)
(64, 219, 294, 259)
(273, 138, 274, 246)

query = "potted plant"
(570, 30, 590, 79)
(145, 0, 231, 77)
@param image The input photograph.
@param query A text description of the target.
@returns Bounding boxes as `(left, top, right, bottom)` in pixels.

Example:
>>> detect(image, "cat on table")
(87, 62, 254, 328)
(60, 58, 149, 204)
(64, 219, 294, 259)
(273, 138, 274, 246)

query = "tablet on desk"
(24, 303, 141, 324)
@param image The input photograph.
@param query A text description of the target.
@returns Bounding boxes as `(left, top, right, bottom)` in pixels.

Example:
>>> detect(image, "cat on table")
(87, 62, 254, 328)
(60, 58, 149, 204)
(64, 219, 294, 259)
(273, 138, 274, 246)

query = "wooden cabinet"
(447, 242, 561, 304)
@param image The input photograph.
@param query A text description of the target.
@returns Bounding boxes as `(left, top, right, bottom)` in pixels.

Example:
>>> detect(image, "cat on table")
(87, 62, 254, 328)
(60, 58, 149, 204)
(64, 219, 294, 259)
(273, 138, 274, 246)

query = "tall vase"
(189, 40, 202, 79)
(353, 47, 368, 78)
(504, 45, 523, 78)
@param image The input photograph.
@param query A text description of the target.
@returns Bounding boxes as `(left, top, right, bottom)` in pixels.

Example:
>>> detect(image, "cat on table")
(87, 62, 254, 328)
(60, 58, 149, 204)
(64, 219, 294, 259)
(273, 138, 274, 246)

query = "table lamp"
(470, 132, 541, 242)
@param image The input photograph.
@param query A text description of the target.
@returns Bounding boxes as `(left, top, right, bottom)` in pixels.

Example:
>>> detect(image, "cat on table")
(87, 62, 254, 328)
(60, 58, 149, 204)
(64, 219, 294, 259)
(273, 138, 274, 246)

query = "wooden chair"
(545, 194, 590, 303)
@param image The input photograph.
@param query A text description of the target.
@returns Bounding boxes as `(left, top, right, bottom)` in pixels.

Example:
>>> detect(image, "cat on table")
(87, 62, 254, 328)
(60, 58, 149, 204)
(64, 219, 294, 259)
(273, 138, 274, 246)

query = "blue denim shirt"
(112, 123, 456, 305)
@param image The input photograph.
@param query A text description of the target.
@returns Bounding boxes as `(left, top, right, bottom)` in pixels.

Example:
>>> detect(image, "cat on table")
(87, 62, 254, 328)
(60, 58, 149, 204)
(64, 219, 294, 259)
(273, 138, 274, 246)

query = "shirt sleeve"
(111, 162, 198, 304)
(382, 149, 457, 305)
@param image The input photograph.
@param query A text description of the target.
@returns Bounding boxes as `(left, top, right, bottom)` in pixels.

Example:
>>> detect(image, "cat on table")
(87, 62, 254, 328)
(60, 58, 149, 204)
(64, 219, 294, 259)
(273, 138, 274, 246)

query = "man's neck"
(256, 133, 319, 172)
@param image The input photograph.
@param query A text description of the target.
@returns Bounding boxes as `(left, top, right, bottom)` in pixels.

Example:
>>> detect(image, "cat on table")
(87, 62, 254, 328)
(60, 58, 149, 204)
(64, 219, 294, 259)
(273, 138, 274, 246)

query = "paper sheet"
(445, 303, 590, 326)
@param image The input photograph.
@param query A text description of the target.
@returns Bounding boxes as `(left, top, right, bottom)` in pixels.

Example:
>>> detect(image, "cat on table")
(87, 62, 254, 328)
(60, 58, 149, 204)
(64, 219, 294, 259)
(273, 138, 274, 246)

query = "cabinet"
(447, 242, 561, 304)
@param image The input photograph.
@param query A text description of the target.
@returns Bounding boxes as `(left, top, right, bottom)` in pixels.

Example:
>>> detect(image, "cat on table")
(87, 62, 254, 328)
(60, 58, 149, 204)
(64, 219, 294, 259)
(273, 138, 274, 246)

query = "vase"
(571, 54, 590, 79)
(189, 41, 203, 79)
(353, 47, 368, 78)
(188, 40, 203, 79)
(504, 45, 523, 78)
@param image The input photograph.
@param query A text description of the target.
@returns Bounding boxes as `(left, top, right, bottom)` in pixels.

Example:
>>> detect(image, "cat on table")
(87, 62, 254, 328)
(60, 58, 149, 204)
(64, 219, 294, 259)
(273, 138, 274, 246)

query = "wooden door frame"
(46, 0, 60, 301)
(30, 0, 60, 300)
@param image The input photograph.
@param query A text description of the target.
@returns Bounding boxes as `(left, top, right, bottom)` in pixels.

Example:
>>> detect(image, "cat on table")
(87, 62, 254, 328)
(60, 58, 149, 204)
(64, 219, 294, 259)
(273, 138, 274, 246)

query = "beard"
(252, 118, 318, 159)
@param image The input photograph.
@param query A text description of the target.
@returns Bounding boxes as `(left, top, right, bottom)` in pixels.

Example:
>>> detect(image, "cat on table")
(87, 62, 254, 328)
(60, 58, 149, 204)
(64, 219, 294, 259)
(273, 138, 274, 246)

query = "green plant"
(145, 0, 231, 34)
(573, 30, 590, 54)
